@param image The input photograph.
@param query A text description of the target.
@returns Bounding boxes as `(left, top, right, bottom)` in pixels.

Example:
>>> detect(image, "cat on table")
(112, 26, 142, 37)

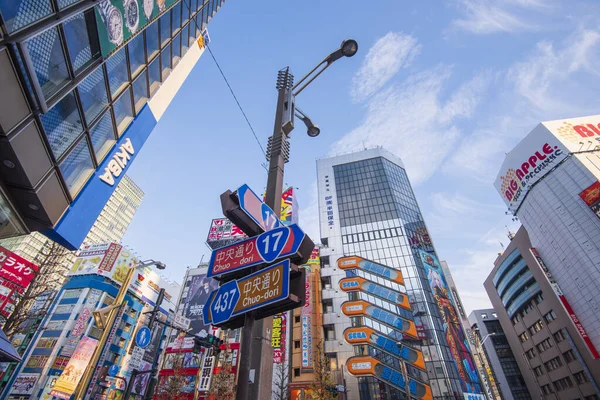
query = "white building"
(495, 114, 600, 355)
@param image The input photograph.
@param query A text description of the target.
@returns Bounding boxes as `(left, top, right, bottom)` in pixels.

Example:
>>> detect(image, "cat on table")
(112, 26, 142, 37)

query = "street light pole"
(73, 259, 166, 399)
(235, 39, 358, 400)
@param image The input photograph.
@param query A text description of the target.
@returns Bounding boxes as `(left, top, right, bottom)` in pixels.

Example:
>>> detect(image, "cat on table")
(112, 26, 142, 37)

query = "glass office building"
(0, 0, 225, 250)
(317, 148, 482, 399)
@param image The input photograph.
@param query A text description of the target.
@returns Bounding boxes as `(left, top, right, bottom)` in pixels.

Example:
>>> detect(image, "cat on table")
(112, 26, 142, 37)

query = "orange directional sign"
(337, 256, 404, 285)
(339, 277, 410, 310)
(346, 356, 432, 400)
(343, 327, 425, 371)
(341, 300, 418, 339)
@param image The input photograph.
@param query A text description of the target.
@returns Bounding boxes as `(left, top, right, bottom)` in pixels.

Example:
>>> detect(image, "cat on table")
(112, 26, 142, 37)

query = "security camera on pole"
(202, 39, 358, 400)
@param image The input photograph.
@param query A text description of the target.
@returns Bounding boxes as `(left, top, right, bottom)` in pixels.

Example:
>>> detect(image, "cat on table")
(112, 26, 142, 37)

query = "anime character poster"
(184, 273, 218, 337)
(418, 250, 482, 395)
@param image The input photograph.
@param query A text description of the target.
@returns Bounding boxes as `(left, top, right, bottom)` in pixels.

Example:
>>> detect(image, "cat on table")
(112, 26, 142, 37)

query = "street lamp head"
(341, 39, 358, 58)
(155, 261, 166, 270)
(307, 125, 321, 137)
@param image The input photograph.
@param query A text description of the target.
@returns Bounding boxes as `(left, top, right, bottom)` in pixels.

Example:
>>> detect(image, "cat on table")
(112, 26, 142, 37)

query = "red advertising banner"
(559, 296, 600, 358)
(579, 181, 600, 218)
(0, 246, 38, 289)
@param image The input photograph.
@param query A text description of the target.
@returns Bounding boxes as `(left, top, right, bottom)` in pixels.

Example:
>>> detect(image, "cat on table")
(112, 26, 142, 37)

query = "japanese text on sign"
(325, 196, 334, 226)
(0, 246, 38, 289)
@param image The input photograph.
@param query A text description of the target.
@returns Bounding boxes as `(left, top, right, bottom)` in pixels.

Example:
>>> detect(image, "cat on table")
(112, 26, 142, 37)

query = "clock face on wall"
(107, 7, 124, 45)
(124, 0, 140, 33)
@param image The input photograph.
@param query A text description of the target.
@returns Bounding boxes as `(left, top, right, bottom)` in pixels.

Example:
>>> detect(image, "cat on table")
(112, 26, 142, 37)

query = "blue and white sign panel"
(135, 326, 152, 349)
(236, 184, 282, 232)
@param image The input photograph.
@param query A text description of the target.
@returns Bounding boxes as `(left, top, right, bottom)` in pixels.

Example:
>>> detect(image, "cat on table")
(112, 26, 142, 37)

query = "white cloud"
(450, 0, 553, 34)
(298, 181, 320, 241)
(335, 66, 490, 184)
(351, 32, 421, 102)
(508, 28, 600, 116)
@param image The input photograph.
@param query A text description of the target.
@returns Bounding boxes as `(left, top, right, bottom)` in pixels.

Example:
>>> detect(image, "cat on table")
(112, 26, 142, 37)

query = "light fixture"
(295, 107, 320, 137)
(341, 39, 358, 57)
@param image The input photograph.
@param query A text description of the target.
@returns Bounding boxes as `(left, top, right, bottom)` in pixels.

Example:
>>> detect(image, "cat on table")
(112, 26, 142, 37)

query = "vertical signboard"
(272, 313, 286, 364)
(184, 273, 218, 337)
(0, 246, 39, 290)
(418, 250, 481, 395)
(50, 336, 98, 399)
(301, 248, 319, 369)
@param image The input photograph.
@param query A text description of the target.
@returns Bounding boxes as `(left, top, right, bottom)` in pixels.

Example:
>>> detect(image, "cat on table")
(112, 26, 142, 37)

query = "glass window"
(0, 0, 53, 33)
(106, 48, 128, 98)
(172, 3, 181, 34)
(63, 11, 98, 74)
(172, 33, 181, 66)
(59, 139, 94, 197)
(161, 44, 171, 79)
(40, 92, 83, 158)
(148, 57, 161, 95)
(24, 27, 69, 99)
(133, 71, 148, 112)
(113, 89, 133, 134)
(78, 66, 107, 125)
(160, 12, 170, 46)
(182, 25, 190, 56)
(89, 111, 115, 162)
(182, 0, 191, 21)
(146, 20, 159, 60)
(128, 33, 145, 77)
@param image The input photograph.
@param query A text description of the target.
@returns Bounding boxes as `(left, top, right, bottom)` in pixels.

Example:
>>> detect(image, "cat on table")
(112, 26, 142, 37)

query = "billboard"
(206, 218, 248, 250)
(0, 246, 39, 290)
(495, 115, 600, 213)
(272, 313, 287, 364)
(10, 373, 39, 395)
(281, 187, 299, 226)
(183, 273, 218, 337)
(95, 0, 178, 57)
(579, 181, 600, 219)
(50, 336, 98, 399)
(419, 250, 481, 394)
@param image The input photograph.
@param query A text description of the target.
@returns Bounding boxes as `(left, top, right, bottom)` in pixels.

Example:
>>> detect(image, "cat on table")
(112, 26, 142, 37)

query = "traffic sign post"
(135, 326, 151, 349)
(207, 224, 314, 279)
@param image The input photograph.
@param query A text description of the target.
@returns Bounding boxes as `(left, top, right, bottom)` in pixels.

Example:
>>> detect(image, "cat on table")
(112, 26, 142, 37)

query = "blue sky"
(123, 0, 600, 313)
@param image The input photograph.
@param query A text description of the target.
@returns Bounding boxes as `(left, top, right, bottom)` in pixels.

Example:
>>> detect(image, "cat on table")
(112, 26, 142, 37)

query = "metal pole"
(73, 266, 136, 399)
(235, 68, 292, 400)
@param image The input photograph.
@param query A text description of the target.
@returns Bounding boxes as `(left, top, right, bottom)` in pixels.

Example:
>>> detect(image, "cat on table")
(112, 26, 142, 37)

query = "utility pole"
(235, 40, 358, 400)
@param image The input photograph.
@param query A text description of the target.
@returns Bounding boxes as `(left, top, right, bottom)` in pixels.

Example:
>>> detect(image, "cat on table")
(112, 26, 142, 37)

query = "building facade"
(0, 0, 225, 250)
(468, 309, 529, 400)
(495, 115, 600, 354)
(484, 226, 600, 399)
(2, 242, 180, 400)
(316, 148, 482, 399)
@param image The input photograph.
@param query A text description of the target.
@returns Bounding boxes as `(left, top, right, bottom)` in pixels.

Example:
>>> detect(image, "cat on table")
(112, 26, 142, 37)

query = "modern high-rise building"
(495, 115, 600, 354)
(484, 226, 600, 399)
(316, 148, 482, 399)
(0, 0, 225, 251)
(468, 309, 529, 400)
(82, 174, 144, 246)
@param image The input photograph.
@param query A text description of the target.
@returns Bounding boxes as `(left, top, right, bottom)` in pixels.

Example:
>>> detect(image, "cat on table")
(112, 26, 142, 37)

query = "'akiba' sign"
(99, 138, 135, 185)
(496, 115, 600, 213)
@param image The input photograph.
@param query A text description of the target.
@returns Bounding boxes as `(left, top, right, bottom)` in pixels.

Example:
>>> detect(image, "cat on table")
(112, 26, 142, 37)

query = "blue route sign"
(209, 280, 240, 325)
(207, 224, 308, 278)
(108, 364, 119, 377)
(237, 184, 281, 232)
(204, 259, 291, 326)
(135, 326, 151, 349)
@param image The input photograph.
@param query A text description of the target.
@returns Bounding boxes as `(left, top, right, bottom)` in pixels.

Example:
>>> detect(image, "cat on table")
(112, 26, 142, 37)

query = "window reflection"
(89, 111, 115, 163)
(133, 71, 148, 112)
(172, 33, 181, 66)
(161, 44, 171, 80)
(0, 0, 52, 33)
(78, 66, 107, 125)
(40, 92, 83, 159)
(106, 47, 128, 98)
(160, 12, 170, 47)
(148, 57, 161, 95)
(182, 25, 190, 56)
(128, 34, 145, 77)
(113, 89, 133, 134)
(59, 139, 94, 197)
(172, 3, 181, 35)
(24, 27, 69, 99)
(63, 11, 98, 74)
(146, 20, 159, 60)
(0, 187, 27, 239)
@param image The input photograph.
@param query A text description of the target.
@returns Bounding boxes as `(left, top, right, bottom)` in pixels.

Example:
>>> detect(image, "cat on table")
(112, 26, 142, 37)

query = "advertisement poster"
(0, 245, 39, 290)
(272, 313, 287, 364)
(50, 336, 98, 399)
(95, 0, 178, 57)
(281, 187, 298, 225)
(418, 250, 481, 394)
(10, 373, 39, 395)
(206, 218, 247, 250)
(579, 181, 600, 219)
(40, 374, 60, 400)
(184, 273, 218, 337)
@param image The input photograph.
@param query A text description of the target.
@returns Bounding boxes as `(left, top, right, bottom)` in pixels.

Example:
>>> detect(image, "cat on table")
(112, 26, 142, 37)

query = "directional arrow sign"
(207, 224, 313, 278)
(237, 184, 281, 232)
(204, 259, 291, 326)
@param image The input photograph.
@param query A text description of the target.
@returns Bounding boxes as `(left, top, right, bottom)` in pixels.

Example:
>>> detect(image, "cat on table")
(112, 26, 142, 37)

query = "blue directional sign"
(237, 184, 281, 232)
(204, 259, 291, 326)
(108, 364, 119, 377)
(209, 280, 240, 325)
(207, 224, 307, 278)
(135, 326, 151, 349)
